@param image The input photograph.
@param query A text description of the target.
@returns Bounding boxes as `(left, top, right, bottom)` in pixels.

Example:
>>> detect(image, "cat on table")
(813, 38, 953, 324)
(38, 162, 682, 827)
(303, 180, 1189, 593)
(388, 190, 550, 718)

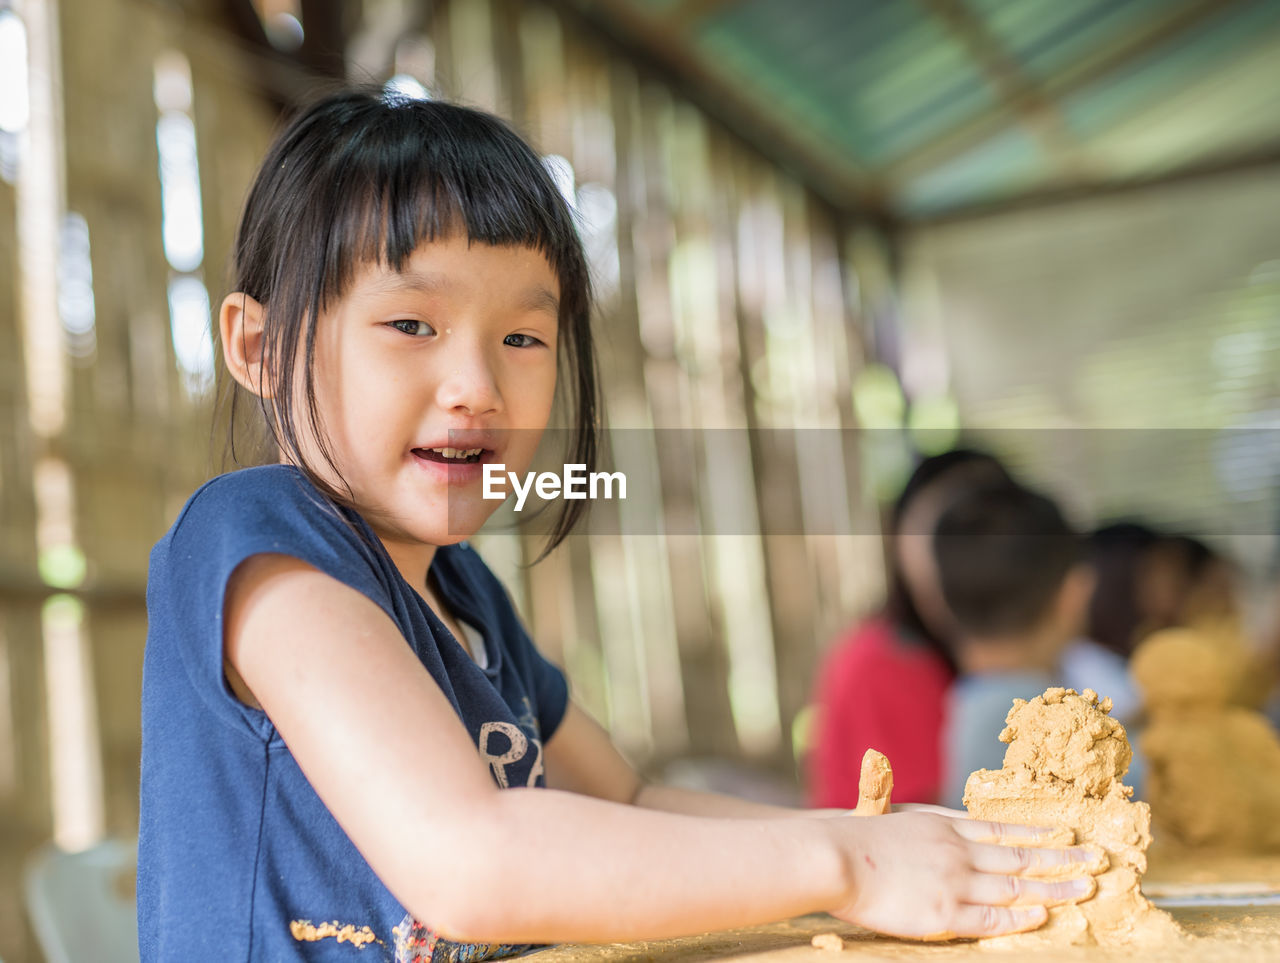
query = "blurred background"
(1, 0, 1279, 959)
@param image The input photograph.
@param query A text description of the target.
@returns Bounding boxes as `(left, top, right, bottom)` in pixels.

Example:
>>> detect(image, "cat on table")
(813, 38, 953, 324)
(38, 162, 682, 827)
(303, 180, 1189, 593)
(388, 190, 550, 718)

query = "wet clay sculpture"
(1132, 626, 1280, 851)
(963, 687, 1182, 947)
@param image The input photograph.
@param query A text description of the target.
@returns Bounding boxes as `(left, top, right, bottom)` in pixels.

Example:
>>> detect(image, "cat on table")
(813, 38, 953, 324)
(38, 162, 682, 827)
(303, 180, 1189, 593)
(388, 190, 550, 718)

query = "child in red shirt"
(809, 449, 1011, 807)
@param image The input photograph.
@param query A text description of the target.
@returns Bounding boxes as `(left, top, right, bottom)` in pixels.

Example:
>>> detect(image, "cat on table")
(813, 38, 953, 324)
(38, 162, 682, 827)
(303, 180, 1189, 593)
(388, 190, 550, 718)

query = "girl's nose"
(433, 341, 502, 416)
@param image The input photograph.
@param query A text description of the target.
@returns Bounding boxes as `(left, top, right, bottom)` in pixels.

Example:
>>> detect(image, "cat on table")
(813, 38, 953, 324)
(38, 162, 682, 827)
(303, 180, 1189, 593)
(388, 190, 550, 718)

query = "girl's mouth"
(413, 447, 487, 464)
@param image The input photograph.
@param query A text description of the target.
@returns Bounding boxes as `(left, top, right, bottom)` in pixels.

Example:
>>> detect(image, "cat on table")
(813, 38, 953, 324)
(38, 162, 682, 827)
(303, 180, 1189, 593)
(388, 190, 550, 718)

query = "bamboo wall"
(0, 1, 886, 959)
(0, 1, 282, 959)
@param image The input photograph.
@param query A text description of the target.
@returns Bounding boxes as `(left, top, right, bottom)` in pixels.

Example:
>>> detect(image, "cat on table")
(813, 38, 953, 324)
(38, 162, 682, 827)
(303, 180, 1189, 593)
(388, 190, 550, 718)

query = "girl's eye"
(503, 333, 543, 348)
(390, 319, 435, 337)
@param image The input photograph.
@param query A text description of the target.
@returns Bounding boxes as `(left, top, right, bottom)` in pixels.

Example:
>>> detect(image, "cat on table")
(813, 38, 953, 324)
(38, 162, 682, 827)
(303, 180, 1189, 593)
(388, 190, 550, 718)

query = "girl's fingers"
(967, 840, 1108, 877)
(927, 904, 1048, 941)
(962, 871, 1097, 908)
(951, 818, 1075, 847)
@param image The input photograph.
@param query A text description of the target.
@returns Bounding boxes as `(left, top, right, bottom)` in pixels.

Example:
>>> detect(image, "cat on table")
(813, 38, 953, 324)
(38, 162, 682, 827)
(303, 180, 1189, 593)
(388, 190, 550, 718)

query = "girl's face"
(297, 234, 561, 552)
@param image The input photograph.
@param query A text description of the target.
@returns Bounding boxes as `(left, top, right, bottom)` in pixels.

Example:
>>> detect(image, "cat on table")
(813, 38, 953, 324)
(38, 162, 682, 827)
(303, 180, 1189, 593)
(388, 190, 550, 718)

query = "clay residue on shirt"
(962, 687, 1183, 947)
(290, 918, 381, 949)
(1131, 625, 1280, 851)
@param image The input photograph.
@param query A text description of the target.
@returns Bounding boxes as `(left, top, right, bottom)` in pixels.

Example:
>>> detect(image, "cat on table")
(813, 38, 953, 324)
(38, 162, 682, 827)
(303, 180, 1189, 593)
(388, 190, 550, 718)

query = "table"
(534, 907, 1280, 963)
(534, 853, 1280, 963)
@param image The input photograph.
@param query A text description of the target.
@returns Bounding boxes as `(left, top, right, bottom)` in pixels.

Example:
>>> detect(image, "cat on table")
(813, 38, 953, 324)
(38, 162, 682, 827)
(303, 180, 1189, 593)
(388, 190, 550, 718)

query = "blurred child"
(933, 484, 1094, 808)
(1169, 533, 1240, 627)
(1060, 522, 1174, 727)
(1063, 526, 1231, 727)
(809, 449, 1012, 806)
(1169, 534, 1279, 711)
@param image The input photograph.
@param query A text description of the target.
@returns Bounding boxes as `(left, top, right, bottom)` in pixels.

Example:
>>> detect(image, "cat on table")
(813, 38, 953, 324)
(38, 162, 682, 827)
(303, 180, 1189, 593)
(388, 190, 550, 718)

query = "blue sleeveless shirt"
(139, 465, 568, 961)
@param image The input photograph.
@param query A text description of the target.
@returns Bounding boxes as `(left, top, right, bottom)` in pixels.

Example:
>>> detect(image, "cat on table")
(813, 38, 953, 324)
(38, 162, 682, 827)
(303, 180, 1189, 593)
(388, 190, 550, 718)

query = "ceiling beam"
(551, 0, 890, 220)
(905, 142, 1280, 226)
(889, 0, 1254, 183)
(665, 0, 742, 32)
(913, 0, 1086, 176)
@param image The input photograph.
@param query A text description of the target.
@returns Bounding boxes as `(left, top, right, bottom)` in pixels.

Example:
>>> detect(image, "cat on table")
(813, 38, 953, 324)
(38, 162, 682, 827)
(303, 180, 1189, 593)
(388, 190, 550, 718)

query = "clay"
(1132, 627, 1280, 851)
(852, 749, 893, 816)
(962, 687, 1182, 947)
(289, 919, 381, 948)
(1130, 626, 1246, 707)
(1147, 847, 1280, 891)
(810, 933, 844, 951)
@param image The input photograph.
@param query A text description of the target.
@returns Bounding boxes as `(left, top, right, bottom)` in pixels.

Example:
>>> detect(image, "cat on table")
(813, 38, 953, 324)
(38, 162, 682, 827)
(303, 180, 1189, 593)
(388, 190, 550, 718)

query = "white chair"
(24, 838, 140, 963)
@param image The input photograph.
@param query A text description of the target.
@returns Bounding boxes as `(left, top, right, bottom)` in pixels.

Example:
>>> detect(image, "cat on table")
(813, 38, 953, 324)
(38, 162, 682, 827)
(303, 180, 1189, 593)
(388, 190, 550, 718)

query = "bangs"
(302, 99, 583, 311)
(234, 90, 588, 317)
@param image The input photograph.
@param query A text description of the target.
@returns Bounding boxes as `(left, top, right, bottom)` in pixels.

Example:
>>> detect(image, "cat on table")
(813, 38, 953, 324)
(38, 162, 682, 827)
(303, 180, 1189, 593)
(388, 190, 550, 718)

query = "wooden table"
(535, 853, 1280, 963)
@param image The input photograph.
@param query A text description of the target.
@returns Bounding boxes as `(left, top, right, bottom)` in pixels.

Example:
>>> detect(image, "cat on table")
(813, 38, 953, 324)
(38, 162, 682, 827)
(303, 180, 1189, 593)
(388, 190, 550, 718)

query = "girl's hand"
(828, 811, 1099, 941)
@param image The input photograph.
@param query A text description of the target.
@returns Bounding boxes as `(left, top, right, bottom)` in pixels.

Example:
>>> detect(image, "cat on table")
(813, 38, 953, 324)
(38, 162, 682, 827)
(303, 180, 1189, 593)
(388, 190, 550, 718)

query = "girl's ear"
(220, 292, 273, 399)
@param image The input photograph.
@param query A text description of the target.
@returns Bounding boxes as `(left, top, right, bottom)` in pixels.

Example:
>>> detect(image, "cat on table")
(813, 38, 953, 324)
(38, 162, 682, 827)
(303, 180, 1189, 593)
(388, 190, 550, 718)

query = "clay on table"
(962, 687, 1182, 947)
(853, 749, 893, 816)
(1132, 626, 1280, 852)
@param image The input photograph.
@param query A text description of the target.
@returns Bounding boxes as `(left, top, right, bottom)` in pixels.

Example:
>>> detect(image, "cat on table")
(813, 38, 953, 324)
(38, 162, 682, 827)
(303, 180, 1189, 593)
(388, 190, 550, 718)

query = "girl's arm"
(227, 554, 1098, 945)
(545, 702, 843, 818)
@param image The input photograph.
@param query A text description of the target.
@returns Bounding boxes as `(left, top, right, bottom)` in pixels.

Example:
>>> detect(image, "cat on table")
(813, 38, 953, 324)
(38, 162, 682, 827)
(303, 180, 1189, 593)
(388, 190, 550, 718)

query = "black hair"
(888, 448, 1011, 535)
(218, 87, 599, 556)
(1085, 520, 1161, 656)
(932, 483, 1082, 638)
(1165, 533, 1218, 580)
(883, 447, 1013, 668)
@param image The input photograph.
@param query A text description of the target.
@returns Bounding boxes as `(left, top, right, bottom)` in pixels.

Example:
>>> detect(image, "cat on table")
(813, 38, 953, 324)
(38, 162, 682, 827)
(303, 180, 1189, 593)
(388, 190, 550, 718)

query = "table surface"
(535, 853, 1280, 963)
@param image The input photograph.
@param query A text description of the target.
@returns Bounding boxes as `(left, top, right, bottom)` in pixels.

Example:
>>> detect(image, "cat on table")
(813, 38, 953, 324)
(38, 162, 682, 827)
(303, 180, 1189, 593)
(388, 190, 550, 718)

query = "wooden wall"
(0, 1, 281, 959)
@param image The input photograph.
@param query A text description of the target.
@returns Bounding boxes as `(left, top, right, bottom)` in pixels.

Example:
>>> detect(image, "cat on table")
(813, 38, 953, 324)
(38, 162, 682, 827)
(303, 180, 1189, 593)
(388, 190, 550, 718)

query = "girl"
(138, 88, 1098, 962)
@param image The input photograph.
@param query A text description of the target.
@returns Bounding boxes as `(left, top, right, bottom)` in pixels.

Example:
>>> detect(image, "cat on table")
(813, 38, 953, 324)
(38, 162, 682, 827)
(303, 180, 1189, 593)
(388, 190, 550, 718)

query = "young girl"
(138, 88, 1098, 962)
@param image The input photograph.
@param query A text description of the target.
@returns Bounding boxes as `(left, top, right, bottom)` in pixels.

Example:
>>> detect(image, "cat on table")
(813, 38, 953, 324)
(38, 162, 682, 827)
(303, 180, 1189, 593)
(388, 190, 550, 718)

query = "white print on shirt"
(477, 699, 545, 789)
